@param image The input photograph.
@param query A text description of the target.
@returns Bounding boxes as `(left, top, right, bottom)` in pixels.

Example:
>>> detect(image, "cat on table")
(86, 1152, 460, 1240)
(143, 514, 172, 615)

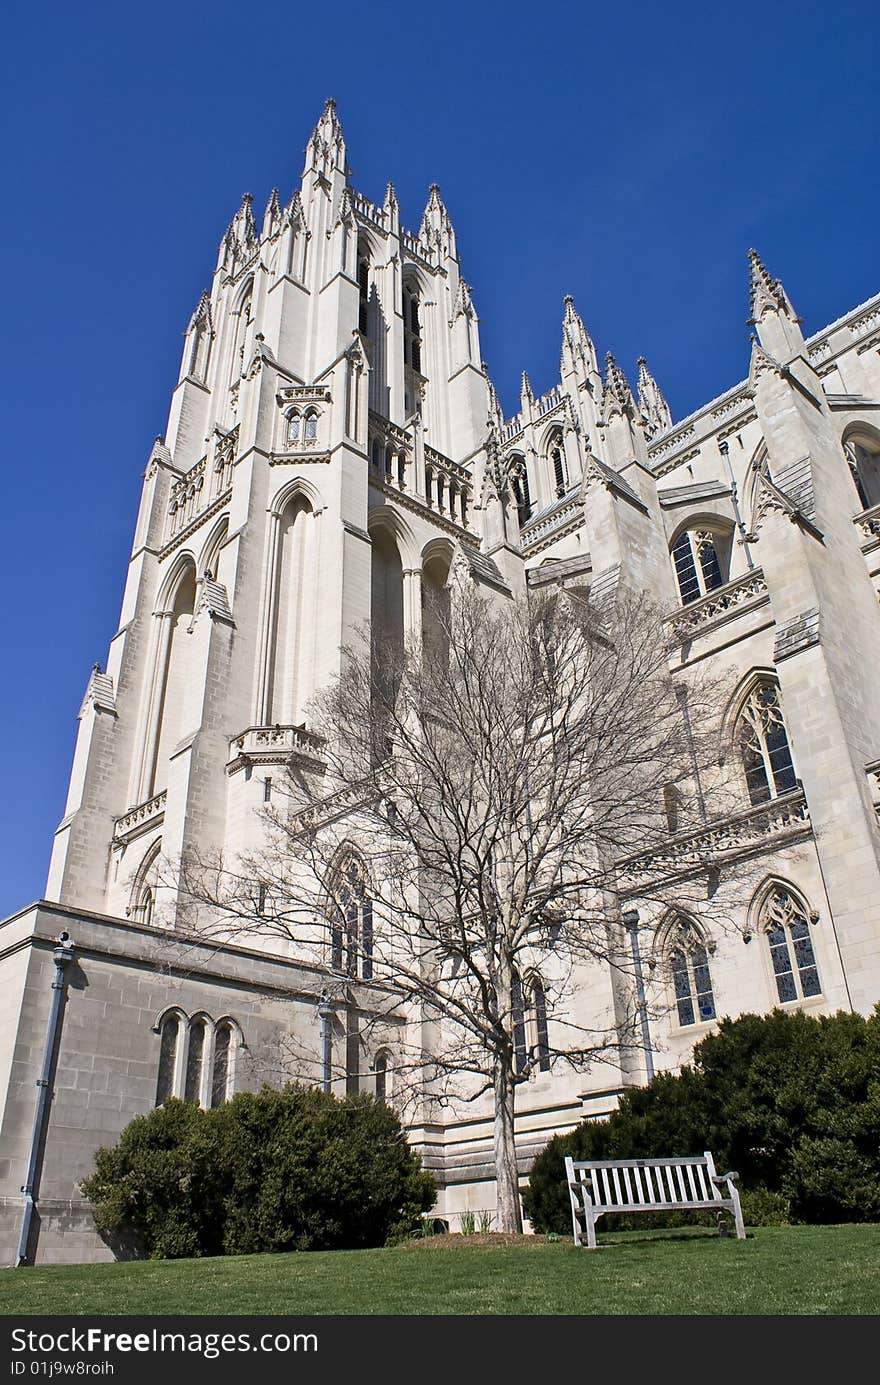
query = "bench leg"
(585, 1208, 597, 1249)
(730, 1188, 746, 1240)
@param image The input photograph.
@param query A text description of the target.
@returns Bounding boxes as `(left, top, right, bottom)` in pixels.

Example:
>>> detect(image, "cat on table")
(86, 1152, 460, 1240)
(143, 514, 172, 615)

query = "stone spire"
(637, 356, 672, 437)
(217, 192, 258, 271)
(262, 188, 282, 239)
(602, 352, 635, 415)
(304, 97, 348, 181)
(520, 370, 534, 410)
(747, 248, 803, 360)
(483, 361, 505, 432)
(560, 294, 600, 383)
(419, 183, 457, 259)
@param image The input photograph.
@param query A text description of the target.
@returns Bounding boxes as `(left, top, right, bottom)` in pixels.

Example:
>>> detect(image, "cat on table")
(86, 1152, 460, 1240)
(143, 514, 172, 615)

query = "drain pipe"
(622, 909, 654, 1083)
(317, 991, 334, 1094)
(17, 930, 75, 1267)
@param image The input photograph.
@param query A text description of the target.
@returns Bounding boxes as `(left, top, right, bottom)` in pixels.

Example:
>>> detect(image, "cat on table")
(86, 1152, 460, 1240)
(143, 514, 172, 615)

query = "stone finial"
(636, 355, 672, 436)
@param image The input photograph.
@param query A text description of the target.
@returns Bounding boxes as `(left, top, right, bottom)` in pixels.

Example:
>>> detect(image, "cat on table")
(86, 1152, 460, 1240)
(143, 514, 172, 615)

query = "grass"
(1, 1226, 878, 1316)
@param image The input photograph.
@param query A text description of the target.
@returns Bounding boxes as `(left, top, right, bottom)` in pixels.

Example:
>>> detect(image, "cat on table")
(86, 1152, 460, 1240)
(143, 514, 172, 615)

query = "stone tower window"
(760, 886, 821, 1003)
(666, 917, 716, 1027)
(549, 434, 568, 498)
(155, 1015, 180, 1105)
(736, 681, 797, 805)
(330, 856, 374, 980)
(844, 433, 880, 510)
(358, 245, 370, 337)
(671, 528, 730, 605)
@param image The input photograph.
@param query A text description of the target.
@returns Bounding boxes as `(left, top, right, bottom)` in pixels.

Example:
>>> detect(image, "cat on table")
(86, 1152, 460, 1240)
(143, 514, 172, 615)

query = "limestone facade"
(2, 101, 880, 1262)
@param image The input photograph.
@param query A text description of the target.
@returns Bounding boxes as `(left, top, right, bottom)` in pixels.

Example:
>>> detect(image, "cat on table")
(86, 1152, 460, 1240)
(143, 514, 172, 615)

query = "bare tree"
(177, 576, 734, 1233)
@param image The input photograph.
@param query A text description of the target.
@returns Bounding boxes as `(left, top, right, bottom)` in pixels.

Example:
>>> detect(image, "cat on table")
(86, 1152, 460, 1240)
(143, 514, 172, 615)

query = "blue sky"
(1, 0, 877, 916)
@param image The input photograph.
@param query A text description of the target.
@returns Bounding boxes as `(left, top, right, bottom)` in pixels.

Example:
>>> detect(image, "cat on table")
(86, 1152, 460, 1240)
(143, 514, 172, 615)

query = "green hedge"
(81, 1084, 436, 1259)
(523, 1007, 880, 1234)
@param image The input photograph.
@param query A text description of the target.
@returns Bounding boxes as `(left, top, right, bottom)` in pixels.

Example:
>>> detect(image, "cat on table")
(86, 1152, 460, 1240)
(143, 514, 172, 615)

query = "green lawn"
(2, 1226, 878, 1316)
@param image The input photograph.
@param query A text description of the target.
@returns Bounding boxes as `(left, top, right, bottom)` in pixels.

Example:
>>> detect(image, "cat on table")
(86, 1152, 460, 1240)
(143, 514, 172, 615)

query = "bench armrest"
(568, 1180, 594, 1207)
(709, 1170, 739, 1184)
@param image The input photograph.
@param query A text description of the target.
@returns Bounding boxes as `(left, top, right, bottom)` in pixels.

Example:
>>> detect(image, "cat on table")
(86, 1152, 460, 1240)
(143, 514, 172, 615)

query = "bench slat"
(675, 1165, 687, 1200)
(611, 1166, 622, 1206)
(632, 1163, 644, 1203)
(664, 1164, 677, 1202)
(622, 1166, 633, 1204)
(569, 1156, 712, 1170)
(600, 1168, 611, 1206)
(590, 1168, 600, 1207)
(685, 1163, 698, 1200)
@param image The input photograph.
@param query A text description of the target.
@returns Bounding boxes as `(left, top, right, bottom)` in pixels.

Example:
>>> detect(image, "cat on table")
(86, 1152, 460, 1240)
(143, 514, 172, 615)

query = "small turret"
(262, 188, 282, 240)
(217, 192, 258, 273)
(747, 248, 804, 360)
(520, 370, 534, 412)
(303, 97, 349, 183)
(636, 356, 672, 438)
(419, 183, 457, 260)
(602, 352, 635, 415)
(561, 295, 599, 378)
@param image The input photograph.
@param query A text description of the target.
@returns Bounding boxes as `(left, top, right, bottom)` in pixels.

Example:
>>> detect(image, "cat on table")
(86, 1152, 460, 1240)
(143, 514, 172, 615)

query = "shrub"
(739, 1187, 791, 1227)
(524, 1007, 880, 1233)
(82, 1085, 435, 1259)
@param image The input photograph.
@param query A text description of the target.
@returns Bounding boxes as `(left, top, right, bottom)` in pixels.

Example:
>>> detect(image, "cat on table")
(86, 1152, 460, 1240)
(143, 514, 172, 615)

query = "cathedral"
(2, 100, 880, 1264)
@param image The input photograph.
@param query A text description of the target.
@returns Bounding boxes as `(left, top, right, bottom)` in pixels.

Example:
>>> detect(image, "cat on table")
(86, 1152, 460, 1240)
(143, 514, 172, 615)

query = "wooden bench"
(564, 1151, 745, 1248)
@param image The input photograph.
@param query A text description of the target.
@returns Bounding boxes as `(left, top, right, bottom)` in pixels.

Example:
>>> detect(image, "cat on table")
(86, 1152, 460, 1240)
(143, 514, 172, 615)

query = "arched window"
(665, 918, 716, 1027)
(229, 288, 252, 387)
(330, 857, 374, 980)
(358, 246, 370, 337)
(529, 976, 551, 1072)
(511, 971, 528, 1075)
(549, 435, 568, 498)
(511, 461, 532, 526)
(760, 886, 821, 1002)
(211, 1023, 232, 1107)
(155, 1014, 180, 1105)
(370, 437, 381, 471)
(403, 282, 422, 374)
(374, 1049, 390, 1103)
(184, 1019, 206, 1102)
(844, 433, 880, 509)
(736, 681, 797, 804)
(671, 528, 731, 605)
(304, 411, 318, 443)
(287, 412, 301, 445)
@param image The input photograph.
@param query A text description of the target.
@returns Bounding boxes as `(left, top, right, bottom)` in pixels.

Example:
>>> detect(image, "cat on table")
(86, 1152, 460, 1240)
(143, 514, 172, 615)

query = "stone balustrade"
(227, 724, 326, 774)
(668, 568, 769, 640)
(854, 502, 880, 548)
(113, 791, 167, 846)
(619, 789, 812, 889)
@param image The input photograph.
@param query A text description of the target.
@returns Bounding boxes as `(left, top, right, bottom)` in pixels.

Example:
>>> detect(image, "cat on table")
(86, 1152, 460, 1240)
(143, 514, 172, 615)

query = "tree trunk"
(493, 1060, 522, 1233)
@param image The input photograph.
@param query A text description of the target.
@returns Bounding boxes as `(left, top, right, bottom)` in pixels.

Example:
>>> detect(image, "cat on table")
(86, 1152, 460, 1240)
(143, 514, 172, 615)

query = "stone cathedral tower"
(2, 103, 880, 1263)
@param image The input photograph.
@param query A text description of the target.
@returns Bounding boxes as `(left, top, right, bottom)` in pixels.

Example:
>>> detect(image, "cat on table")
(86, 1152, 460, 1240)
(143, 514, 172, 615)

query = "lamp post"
(317, 991, 334, 1094)
(622, 909, 654, 1083)
(17, 930, 75, 1267)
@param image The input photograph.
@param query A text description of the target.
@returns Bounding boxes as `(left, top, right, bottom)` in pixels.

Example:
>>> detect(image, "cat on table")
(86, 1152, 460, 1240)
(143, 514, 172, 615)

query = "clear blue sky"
(1, 0, 877, 917)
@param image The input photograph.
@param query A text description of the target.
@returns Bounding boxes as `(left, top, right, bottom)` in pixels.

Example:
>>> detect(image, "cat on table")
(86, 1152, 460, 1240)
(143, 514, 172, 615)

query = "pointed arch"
(199, 516, 229, 581)
(263, 490, 318, 725)
(128, 837, 161, 926)
(723, 671, 798, 805)
(144, 555, 197, 797)
(325, 845, 375, 981)
(653, 911, 717, 1028)
(748, 876, 822, 1003)
(841, 421, 880, 510)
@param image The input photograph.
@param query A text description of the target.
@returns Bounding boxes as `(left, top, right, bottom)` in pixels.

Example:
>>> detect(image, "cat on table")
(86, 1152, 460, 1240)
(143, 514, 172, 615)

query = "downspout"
(17, 931, 75, 1267)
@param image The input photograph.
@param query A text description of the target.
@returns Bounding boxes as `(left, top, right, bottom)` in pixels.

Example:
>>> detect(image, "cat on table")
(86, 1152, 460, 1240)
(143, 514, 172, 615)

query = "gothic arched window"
(357, 245, 370, 337)
(211, 1023, 232, 1107)
(304, 411, 318, 443)
(549, 435, 568, 498)
(184, 1019, 206, 1103)
(665, 918, 716, 1027)
(844, 433, 880, 510)
(511, 971, 528, 1075)
(760, 886, 821, 1002)
(155, 1014, 180, 1105)
(529, 976, 551, 1072)
(403, 282, 422, 373)
(287, 412, 301, 445)
(331, 856, 374, 980)
(736, 681, 797, 805)
(511, 460, 532, 525)
(671, 528, 731, 605)
(374, 1049, 390, 1103)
